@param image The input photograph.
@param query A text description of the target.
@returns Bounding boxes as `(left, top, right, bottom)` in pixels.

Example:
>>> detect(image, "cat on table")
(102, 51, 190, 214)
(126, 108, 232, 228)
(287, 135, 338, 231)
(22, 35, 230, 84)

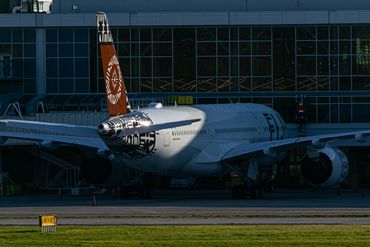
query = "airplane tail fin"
(97, 12, 131, 116)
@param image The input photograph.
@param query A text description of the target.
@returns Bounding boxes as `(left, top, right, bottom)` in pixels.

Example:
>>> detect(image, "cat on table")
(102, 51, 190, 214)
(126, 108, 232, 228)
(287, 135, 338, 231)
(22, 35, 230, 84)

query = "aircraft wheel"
(250, 186, 264, 200)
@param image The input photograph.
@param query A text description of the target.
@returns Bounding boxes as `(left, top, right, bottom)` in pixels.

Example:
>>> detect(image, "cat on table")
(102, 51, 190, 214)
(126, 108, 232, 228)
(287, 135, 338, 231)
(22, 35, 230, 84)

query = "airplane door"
(262, 113, 279, 141)
(275, 114, 285, 139)
(163, 131, 170, 147)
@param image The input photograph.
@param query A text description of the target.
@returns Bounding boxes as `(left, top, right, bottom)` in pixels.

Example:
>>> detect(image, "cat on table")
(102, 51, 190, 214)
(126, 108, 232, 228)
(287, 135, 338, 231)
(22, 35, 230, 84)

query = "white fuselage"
(108, 103, 287, 176)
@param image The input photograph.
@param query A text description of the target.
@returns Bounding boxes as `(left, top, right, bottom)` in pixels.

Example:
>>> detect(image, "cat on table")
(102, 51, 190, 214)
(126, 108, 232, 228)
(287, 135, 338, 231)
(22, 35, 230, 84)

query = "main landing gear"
(119, 172, 152, 199)
(231, 160, 274, 199)
(231, 182, 264, 199)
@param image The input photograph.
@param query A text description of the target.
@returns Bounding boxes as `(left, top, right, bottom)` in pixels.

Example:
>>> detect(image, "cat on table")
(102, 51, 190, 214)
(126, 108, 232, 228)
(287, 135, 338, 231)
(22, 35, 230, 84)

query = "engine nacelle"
(301, 146, 349, 188)
(80, 157, 127, 186)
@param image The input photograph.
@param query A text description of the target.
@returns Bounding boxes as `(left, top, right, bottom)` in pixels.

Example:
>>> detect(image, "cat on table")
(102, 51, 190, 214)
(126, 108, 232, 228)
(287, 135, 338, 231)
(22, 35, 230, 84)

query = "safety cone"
(92, 195, 96, 206)
(111, 188, 117, 198)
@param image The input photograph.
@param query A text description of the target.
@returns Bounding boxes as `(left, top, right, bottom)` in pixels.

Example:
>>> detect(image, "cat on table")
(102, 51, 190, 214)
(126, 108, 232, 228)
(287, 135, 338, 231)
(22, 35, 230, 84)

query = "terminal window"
(0, 54, 12, 79)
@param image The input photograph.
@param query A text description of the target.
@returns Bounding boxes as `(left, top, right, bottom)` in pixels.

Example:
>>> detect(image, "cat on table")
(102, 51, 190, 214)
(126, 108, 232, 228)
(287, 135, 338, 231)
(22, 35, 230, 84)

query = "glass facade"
(5, 25, 370, 123)
(45, 28, 90, 93)
(98, 25, 370, 124)
(0, 28, 36, 93)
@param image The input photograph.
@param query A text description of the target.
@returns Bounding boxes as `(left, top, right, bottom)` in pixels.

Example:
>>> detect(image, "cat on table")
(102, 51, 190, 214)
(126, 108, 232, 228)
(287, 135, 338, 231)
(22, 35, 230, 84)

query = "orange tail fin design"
(97, 12, 131, 116)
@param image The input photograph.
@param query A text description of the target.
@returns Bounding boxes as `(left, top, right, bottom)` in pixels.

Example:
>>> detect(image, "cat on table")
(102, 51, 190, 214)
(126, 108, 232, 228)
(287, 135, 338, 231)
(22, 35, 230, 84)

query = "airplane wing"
(0, 118, 200, 150)
(220, 130, 370, 162)
(0, 119, 98, 138)
(0, 131, 107, 150)
(0, 118, 201, 138)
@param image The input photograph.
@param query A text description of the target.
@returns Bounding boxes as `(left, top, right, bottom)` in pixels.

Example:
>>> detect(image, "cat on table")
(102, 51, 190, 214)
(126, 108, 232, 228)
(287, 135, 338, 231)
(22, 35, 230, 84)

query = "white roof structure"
(1, 0, 370, 28)
(51, 0, 370, 13)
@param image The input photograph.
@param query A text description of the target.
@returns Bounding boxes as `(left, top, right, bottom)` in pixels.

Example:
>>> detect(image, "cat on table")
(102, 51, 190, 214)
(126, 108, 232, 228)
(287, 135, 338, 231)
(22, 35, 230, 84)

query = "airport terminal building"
(1, 0, 370, 190)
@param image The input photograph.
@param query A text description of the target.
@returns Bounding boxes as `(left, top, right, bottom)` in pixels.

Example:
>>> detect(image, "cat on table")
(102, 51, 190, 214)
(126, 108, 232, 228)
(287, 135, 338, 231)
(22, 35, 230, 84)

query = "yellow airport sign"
(167, 96, 193, 105)
(39, 215, 57, 232)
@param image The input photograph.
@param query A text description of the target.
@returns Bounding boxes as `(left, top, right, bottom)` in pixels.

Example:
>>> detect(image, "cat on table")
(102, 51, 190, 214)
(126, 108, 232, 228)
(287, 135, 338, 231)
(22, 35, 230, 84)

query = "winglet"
(97, 12, 131, 116)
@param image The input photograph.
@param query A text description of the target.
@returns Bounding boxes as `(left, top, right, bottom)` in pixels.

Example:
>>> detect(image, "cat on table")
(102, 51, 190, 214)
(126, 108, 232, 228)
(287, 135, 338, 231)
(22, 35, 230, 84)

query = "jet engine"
(80, 157, 127, 186)
(301, 146, 349, 188)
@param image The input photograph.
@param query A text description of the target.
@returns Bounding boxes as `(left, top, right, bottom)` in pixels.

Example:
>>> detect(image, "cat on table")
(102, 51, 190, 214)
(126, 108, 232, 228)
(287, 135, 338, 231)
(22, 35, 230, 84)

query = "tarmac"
(1, 189, 370, 226)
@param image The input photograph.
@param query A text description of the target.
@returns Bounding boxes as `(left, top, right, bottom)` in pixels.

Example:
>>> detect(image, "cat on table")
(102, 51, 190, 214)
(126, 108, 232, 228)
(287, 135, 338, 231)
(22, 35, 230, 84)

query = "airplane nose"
(98, 123, 110, 135)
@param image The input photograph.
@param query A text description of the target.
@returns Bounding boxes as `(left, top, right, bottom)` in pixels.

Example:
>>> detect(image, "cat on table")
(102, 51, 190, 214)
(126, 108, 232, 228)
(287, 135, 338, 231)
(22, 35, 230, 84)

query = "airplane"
(0, 12, 368, 198)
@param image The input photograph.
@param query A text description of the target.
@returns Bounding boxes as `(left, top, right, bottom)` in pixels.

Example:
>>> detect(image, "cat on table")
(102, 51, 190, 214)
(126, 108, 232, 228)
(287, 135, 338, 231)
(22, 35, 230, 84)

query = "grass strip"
(0, 225, 370, 246)
(2, 214, 370, 219)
